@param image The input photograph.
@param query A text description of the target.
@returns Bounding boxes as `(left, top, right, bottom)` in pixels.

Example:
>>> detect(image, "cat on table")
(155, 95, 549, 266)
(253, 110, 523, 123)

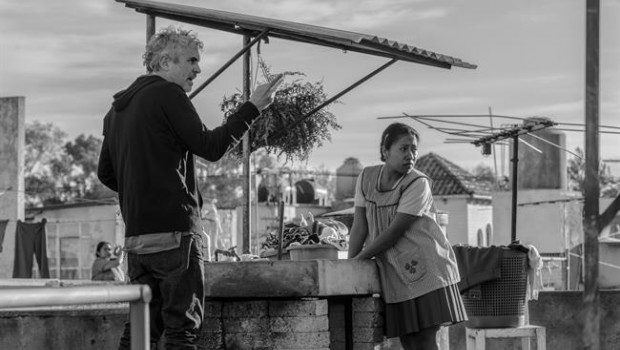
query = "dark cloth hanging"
(12, 219, 50, 278)
(0, 219, 8, 253)
(452, 245, 503, 293)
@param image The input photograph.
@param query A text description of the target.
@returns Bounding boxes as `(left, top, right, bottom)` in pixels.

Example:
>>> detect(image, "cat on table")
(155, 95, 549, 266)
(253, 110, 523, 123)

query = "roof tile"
(415, 152, 493, 197)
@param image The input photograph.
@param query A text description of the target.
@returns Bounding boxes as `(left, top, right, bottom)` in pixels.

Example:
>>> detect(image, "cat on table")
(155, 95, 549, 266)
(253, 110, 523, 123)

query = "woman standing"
(91, 241, 125, 282)
(348, 123, 466, 349)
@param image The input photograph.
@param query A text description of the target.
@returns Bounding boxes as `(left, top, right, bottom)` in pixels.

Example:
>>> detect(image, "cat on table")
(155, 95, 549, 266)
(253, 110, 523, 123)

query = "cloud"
(1, 0, 619, 172)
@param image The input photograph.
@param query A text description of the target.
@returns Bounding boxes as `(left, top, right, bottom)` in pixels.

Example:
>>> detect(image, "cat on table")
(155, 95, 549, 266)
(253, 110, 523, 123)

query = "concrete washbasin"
(204, 259, 381, 298)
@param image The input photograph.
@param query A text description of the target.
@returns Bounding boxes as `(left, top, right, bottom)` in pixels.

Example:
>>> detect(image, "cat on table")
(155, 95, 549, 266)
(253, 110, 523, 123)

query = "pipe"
(511, 135, 518, 243)
(0, 284, 151, 308)
(0, 285, 152, 350)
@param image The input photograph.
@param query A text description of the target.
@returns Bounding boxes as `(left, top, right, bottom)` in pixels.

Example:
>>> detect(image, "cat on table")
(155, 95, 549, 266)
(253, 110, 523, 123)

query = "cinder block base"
(201, 296, 387, 349)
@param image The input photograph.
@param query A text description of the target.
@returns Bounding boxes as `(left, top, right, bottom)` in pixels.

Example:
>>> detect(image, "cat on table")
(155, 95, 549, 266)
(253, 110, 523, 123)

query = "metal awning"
(116, 0, 478, 264)
(117, 0, 477, 70)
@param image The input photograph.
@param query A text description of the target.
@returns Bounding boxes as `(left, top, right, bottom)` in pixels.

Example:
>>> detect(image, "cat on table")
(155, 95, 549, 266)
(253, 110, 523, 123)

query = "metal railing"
(0, 284, 151, 350)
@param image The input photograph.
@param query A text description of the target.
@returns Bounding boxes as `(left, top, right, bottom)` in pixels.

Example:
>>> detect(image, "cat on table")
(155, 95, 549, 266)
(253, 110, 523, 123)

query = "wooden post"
(242, 35, 252, 254)
(583, 0, 600, 349)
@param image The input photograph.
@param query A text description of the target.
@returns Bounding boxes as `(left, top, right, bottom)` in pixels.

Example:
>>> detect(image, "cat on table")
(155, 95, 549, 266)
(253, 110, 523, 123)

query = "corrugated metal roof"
(416, 152, 493, 197)
(117, 0, 477, 70)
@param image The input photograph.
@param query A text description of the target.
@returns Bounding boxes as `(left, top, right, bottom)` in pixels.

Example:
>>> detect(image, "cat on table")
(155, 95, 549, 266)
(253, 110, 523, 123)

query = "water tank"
(514, 118, 567, 190)
(335, 157, 363, 200)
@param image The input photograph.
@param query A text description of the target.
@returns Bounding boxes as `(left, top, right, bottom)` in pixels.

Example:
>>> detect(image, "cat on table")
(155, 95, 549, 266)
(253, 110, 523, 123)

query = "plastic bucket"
(287, 244, 339, 261)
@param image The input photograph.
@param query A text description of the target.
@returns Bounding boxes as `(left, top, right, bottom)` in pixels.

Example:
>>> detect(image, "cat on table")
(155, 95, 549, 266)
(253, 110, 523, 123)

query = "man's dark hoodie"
(98, 75, 259, 237)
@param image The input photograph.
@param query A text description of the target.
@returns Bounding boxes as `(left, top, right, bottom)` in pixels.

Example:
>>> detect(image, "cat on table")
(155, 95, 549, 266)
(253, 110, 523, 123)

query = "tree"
(24, 122, 114, 207)
(567, 147, 619, 197)
(472, 163, 497, 183)
(24, 121, 73, 206)
(65, 134, 102, 175)
(64, 134, 115, 201)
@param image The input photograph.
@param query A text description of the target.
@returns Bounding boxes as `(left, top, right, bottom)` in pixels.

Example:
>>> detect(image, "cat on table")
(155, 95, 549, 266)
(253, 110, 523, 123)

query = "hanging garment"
(0, 219, 8, 253)
(12, 219, 50, 278)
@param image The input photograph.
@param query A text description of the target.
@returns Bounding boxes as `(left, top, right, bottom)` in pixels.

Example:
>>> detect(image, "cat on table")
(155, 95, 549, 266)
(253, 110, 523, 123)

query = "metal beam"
(189, 29, 269, 100)
(146, 14, 156, 43)
(267, 58, 397, 142)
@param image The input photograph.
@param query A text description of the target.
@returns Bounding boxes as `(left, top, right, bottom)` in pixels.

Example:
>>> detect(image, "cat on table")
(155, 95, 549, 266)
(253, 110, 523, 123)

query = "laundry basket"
(461, 247, 529, 328)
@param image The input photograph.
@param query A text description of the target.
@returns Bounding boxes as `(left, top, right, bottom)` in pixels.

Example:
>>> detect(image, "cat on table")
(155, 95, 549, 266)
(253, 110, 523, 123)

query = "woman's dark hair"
(95, 241, 111, 258)
(379, 122, 420, 161)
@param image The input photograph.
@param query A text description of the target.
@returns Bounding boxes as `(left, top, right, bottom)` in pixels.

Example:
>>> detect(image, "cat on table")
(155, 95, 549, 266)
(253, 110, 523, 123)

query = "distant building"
(415, 152, 494, 246)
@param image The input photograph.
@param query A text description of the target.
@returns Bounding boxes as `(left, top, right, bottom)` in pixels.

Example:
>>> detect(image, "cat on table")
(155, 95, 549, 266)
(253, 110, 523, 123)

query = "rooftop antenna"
(471, 118, 557, 242)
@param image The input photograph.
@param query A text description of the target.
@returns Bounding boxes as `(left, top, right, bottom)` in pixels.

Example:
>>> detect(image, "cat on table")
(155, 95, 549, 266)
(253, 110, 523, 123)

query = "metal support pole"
(242, 34, 252, 254)
(146, 15, 156, 43)
(583, 0, 600, 348)
(131, 292, 151, 350)
(511, 135, 519, 243)
(277, 200, 285, 260)
(267, 58, 397, 142)
(189, 29, 269, 100)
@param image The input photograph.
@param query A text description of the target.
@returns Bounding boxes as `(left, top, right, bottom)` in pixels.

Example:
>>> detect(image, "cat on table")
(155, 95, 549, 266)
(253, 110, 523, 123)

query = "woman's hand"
(114, 246, 125, 263)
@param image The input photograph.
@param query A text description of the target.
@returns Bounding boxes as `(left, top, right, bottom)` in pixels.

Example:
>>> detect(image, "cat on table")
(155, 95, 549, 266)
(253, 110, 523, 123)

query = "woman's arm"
(101, 259, 121, 271)
(91, 258, 121, 280)
(354, 212, 419, 260)
(347, 206, 369, 258)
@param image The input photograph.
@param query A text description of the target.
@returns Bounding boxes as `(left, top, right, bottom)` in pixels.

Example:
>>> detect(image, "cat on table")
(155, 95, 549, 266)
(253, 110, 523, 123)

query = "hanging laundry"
(12, 218, 50, 278)
(0, 219, 8, 253)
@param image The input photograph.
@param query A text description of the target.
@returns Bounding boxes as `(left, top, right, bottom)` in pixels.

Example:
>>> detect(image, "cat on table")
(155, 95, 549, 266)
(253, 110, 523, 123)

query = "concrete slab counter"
(204, 259, 381, 298)
(203, 259, 385, 349)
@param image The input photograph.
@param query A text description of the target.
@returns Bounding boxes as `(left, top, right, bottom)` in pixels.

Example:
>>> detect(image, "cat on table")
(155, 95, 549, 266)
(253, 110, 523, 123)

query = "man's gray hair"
(143, 26, 204, 73)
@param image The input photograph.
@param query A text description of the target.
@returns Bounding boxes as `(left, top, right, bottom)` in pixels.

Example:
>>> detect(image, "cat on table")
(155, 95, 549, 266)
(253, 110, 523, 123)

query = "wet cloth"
(12, 219, 50, 278)
(452, 245, 504, 293)
(527, 245, 543, 300)
(0, 219, 8, 252)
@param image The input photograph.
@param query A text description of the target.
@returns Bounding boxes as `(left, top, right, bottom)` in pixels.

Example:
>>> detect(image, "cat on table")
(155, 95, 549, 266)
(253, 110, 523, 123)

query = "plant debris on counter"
(260, 214, 349, 255)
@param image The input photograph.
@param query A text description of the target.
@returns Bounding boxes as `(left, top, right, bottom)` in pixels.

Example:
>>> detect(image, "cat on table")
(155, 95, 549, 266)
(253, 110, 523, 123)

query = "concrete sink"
(204, 259, 381, 298)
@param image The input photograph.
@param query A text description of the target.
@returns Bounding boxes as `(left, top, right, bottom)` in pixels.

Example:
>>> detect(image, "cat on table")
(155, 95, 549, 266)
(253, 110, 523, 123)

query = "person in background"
(97, 25, 282, 349)
(347, 122, 467, 350)
(91, 241, 125, 282)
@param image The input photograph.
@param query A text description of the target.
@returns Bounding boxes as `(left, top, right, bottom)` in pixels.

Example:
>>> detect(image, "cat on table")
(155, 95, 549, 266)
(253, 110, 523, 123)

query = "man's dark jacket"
(97, 75, 259, 237)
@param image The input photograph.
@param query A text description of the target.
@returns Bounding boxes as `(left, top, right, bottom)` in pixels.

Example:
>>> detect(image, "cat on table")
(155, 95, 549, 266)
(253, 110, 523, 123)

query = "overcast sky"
(1, 0, 618, 175)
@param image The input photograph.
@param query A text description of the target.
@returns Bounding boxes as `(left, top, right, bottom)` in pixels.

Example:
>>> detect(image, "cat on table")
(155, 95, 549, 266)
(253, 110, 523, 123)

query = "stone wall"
(0, 305, 127, 349)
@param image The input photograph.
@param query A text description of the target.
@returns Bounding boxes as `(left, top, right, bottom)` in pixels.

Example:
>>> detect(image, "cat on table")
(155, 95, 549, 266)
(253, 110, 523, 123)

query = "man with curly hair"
(98, 26, 282, 349)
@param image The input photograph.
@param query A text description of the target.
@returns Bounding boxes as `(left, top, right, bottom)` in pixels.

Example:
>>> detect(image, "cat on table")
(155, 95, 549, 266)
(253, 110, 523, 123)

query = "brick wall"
(201, 296, 385, 350)
(329, 296, 385, 350)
